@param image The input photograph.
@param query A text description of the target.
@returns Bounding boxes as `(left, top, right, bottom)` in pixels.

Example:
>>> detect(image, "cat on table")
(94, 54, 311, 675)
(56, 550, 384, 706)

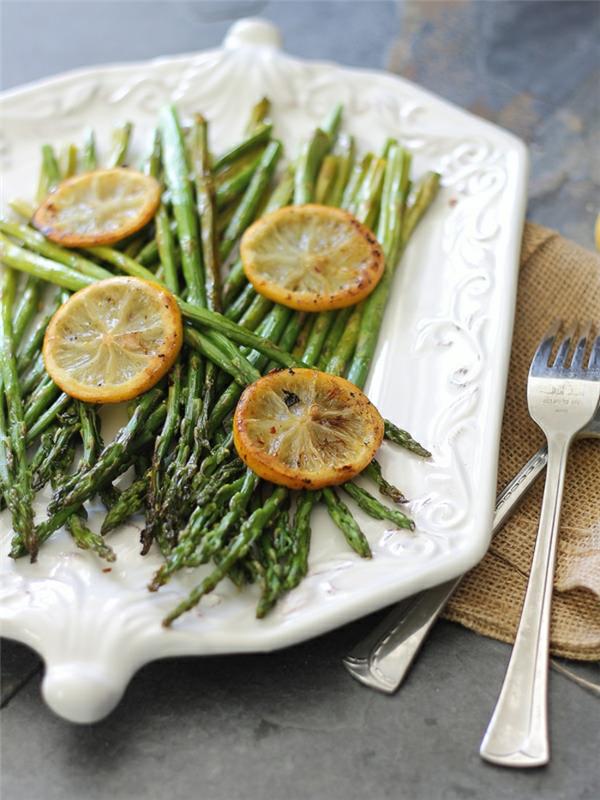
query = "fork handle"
(343, 445, 550, 694)
(480, 436, 571, 767)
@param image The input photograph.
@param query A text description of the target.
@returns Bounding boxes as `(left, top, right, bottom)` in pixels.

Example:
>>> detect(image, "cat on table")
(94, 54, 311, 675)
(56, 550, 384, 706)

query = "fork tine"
(530, 320, 561, 373)
(588, 332, 600, 371)
(553, 324, 577, 368)
(571, 323, 591, 369)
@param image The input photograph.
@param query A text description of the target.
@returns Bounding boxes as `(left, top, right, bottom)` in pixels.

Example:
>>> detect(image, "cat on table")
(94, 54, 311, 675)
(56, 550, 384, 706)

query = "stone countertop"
(1, 3, 598, 800)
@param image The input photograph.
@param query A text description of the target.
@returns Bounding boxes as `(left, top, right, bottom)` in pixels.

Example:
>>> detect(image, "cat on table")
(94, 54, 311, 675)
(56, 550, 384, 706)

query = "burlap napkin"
(442, 223, 600, 661)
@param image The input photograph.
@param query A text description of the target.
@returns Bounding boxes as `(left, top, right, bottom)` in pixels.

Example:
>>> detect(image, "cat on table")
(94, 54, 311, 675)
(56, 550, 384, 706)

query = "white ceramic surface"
(0, 18, 528, 724)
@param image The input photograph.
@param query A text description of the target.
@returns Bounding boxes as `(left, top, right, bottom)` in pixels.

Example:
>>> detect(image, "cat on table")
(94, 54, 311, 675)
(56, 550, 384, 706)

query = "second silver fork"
(480, 322, 600, 767)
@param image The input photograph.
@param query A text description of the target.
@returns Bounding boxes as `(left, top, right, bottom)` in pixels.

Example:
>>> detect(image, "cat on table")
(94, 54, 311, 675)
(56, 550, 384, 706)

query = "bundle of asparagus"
(0, 100, 440, 623)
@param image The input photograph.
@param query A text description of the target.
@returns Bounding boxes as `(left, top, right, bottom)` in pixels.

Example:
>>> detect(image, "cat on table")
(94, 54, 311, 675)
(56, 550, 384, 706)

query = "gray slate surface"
(1, 2, 599, 799)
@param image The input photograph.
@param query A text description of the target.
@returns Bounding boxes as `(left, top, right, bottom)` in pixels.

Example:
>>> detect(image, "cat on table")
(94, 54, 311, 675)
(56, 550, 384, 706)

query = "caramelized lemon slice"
(240, 204, 384, 311)
(43, 277, 182, 404)
(33, 168, 160, 247)
(233, 368, 384, 489)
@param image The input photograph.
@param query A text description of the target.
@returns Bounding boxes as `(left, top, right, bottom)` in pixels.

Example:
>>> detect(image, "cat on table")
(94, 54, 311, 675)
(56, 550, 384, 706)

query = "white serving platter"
(0, 18, 528, 723)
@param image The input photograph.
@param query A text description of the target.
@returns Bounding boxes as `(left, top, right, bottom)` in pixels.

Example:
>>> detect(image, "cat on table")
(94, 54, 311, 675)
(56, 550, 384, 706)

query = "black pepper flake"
(282, 389, 300, 408)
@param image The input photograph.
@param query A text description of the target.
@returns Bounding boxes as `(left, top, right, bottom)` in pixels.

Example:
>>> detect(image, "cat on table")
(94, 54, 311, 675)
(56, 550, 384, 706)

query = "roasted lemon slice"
(43, 277, 182, 404)
(240, 204, 384, 311)
(233, 368, 384, 489)
(33, 168, 160, 248)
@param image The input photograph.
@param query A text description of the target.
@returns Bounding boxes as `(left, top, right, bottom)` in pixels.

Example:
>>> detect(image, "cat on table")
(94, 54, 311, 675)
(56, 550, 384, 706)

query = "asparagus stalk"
(216, 155, 264, 209)
(0, 233, 96, 292)
(0, 393, 11, 505)
(206, 306, 292, 434)
(401, 172, 441, 245)
(0, 268, 36, 558)
(342, 154, 373, 209)
(324, 305, 363, 376)
(191, 115, 221, 310)
(25, 393, 71, 443)
(11, 399, 168, 558)
(37, 144, 61, 201)
(221, 168, 294, 305)
(149, 467, 259, 590)
(23, 377, 59, 428)
(224, 283, 255, 322)
(295, 150, 385, 374)
(191, 460, 244, 507)
(61, 144, 78, 179)
(219, 140, 282, 262)
(322, 488, 371, 558)
(321, 104, 343, 141)
(107, 122, 133, 168)
(160, 105, 206, 306)
(342, 482, 414, 530)
(291, 315, 315, 360)
(8, 199, 34, 220)
(49, 388, 163, 513)
(101, 474, 148, 535)
(283, 491, 316, 590)
(17, 288, 64, 371)
(76, 400, 119, 507)
(146, 130, 180, 295)
(213, 123, 272, 171)
(42, 410, 117, 561)
(154, 347, 204, 548)
(162, 486, 286, 625)
(0, 221, 112, 280)
(383, 419, 431, 457)
(364, 459, 407, 504)
(245, 97, 271, 134)
(67, 512, 116, 562)
(20, 354, 46, 396)
(31, 419, 78, 492)
(328, 134, 355, 207)
(315, 154, 338, 204)
(316, 307, 353, 369)
(12, 275, 40, 343)
(184, 328, 260, 386)
(351, 157, 386, 228)
(268, 312, 305, 365)
(143, 363, 182, 551)
(81, 129, 97, 171)
(191, 117, 223, 462)
(301, 312, 335, 366)
(256, 507, 294, 618)
(346, 171, 440, 389)
(294, 129, 330, 205)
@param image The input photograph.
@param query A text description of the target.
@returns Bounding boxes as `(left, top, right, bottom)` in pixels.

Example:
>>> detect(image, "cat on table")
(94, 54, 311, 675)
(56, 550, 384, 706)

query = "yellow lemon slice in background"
(240, 204, 384, 311)
(43, 277, 182, 404)
(233, 368, 384, 489)
(33, 168, 160, 248)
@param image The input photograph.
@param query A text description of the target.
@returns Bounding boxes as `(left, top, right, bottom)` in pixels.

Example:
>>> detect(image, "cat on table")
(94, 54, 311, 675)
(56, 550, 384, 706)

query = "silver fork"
(342, 410, 600, 696)
(480, 322, 600, 767)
